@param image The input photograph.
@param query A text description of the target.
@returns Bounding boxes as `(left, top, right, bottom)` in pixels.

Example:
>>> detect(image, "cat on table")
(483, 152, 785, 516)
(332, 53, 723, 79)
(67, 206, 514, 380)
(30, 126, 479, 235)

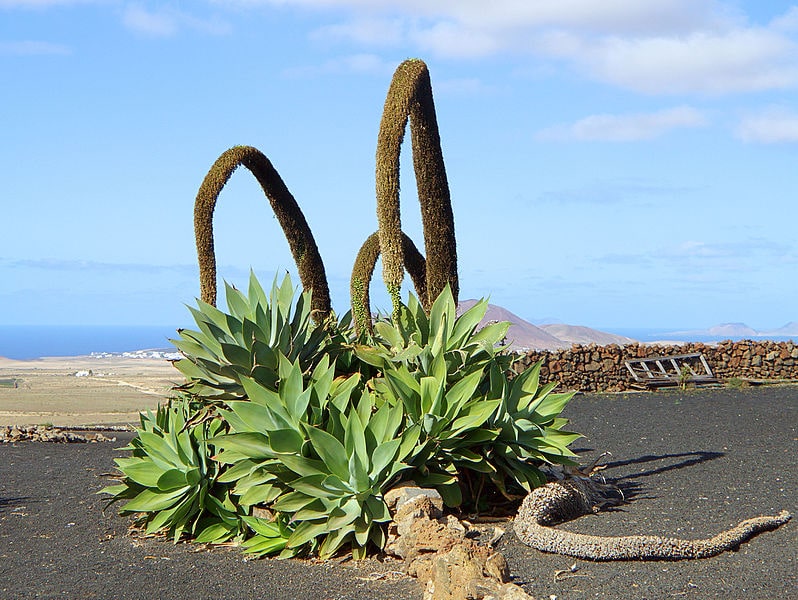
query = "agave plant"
(99, 397, 240, 544)
(353, 286, 580, 506)
(210, 354, 416, 558)
(481, 360, 581, 497)
(171, 272, 344, 403)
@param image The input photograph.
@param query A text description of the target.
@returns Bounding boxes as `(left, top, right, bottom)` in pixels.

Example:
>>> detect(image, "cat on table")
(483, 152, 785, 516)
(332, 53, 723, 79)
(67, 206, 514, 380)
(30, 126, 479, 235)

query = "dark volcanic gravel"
(500, 385, 797, 600)
(0, 385, 795, 600)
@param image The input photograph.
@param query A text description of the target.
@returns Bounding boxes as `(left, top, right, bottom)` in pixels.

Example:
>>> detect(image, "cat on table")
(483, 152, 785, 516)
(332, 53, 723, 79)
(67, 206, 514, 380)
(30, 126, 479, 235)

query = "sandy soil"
(0, 356, 181, 427)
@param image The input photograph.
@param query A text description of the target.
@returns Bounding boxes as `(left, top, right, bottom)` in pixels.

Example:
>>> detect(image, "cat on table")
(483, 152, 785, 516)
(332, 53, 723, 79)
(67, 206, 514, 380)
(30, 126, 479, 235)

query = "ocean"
(1, 325, 793, 361)
(0, 325, 183, 360)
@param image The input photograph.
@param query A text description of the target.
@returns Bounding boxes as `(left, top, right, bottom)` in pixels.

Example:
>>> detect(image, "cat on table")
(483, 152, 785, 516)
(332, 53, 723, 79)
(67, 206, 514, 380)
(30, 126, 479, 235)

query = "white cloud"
(311, 16, 405, 46)
(282, 52, 395, 77)
(235, 1, 798, 95)
(0, 40, 71, 55)
(122, 3, 231, 37)
(736, 108, 798, 143)
(537, 106, 707, 142)
(563, 28, 798, 94)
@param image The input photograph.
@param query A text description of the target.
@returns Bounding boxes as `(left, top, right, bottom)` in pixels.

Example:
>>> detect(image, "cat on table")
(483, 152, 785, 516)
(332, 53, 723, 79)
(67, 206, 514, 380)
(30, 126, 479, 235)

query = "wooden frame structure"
(624, 353, 717, 389)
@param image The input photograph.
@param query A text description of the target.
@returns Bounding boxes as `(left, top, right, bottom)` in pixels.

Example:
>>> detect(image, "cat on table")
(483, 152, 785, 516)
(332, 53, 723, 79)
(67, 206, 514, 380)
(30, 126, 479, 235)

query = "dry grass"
(0, 356, 179, 427)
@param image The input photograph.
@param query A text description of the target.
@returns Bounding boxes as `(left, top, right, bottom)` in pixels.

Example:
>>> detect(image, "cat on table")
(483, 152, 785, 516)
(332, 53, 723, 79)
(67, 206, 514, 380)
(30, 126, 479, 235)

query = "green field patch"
(0, 378, 20, 389)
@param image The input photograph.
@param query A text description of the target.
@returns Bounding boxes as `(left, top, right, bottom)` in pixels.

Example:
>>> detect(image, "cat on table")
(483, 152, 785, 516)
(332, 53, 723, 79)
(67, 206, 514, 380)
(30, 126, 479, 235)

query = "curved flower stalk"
(194, 145, 331, 321)
(350, 231, 428, 335)
(376, 59, 458, 317)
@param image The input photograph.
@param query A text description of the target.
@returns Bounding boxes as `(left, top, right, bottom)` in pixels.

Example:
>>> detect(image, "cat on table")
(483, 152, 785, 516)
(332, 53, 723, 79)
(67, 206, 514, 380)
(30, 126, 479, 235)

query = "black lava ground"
(1, 385, 795, 600)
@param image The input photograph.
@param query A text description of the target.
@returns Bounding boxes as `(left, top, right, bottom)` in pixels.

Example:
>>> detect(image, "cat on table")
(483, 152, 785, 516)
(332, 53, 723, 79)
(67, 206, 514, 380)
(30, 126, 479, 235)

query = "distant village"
(89, 349, 182, 361)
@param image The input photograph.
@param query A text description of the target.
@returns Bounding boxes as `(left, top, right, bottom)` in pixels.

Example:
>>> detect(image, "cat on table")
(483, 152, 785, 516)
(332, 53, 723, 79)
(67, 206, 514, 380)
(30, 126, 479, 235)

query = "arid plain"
(0, 356, 178, 427)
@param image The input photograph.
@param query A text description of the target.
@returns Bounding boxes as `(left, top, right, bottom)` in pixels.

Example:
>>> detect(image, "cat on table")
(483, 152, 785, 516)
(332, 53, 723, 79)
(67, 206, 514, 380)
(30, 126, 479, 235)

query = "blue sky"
(2, 0, 797, 331)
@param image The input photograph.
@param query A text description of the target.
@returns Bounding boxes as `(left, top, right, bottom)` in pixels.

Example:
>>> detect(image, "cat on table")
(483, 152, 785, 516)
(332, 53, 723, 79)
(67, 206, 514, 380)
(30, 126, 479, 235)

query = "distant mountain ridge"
(457, 300, 635, 351)
(456, 303, 796, 351)
(667, 322, 798, 338)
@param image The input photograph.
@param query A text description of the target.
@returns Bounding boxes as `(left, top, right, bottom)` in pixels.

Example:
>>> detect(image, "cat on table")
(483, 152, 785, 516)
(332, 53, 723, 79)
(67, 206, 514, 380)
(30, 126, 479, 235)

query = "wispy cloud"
(0, 257, 196, 274)
(0, 40, 70, 55)
(231, 1, 798, 95)
(654, 238, 795, 272)
(122, 3, 231, 37)
(0, 0, 102, 7)
(736, 107, 798, 143)
(537, 106, 707, 141)
(282, 53, 396, 78)
(552, 28, 798, 95)
(537, 178, 695, 205)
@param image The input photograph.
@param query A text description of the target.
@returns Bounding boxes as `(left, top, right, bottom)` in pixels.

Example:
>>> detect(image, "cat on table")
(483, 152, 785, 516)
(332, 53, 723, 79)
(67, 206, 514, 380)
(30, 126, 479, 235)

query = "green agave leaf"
(194, 521, 237, 544)
(286, 520, 329, 549)
(170, 357, 214, 382)
(344, 409, 367, 463)
(114, 457, 165, 488)
(531, 392, 576, 422)
(293, 501, 333, 522)
(215, 459, 260, 483)
(450, 399, 502, 435)
(449, 298, 488, 347)
(224, 282, 252, 320)
(242, 515, 282, 537)
(468, 321, 510, 350)
(156, 468, 199, 491)
(353, 516, 371, 547)
(220, 342, 252, 370)
(122, 486, 189, 513)
(136, 431, 183, 469)
(329, 373, 361, 412)
(230, 469, 276, 495)
(144, 498, 191, 534)
(309, 355, 334, 404)
(269, 428, 305, 454)
(348, 449, 370, 493)
(306, 427, 349, 482)
(286, 474, 339, 498)
(247, 270, 270, 309)
(369, 438, 402, 480)
(351, 344, 386, 369)
(442, 369, 484, 421)
(374, 320, 404, 350)
(277, 355, 304, 411)
(194, 297, 234, 332)
(98, 483, 130, 498)
(242, 536, 289, 557)
(230, 395, 290, 432)
(428, 285, 456, 343)
(318, 526, 353, 559)
(276, 453, 327, 478)
(209, 432, 273, 460)
(271, 490, 319, 513)
(419, 375, 445, 417)
(521, 381, 559, 415)
(366, 400, 402, 447)
(365, 495, 391, 522)
(326, 497, 362, 531)
(239, 483, 282, 506)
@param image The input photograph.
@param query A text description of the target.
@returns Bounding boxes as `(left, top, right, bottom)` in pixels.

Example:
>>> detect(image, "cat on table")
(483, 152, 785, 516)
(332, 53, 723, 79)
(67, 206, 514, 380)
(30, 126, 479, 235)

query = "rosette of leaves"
(171, 272, 342, 403)
(210, 354, 417, 559)
(99, 397, 241, 544)
(353, 285, 512, 384)
(481, 360, 581, 497)
(353, 287, 580, 507)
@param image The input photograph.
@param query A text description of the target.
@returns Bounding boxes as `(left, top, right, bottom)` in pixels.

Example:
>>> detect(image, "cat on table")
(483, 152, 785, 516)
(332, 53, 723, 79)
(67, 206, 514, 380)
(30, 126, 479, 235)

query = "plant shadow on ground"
(567, 449, 725, 508)
(0, 496, 32, 513)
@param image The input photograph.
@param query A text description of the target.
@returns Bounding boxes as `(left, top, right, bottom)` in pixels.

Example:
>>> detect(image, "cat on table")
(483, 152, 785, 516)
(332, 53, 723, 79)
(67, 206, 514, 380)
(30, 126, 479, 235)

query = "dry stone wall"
(513, 340, 798, 393)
